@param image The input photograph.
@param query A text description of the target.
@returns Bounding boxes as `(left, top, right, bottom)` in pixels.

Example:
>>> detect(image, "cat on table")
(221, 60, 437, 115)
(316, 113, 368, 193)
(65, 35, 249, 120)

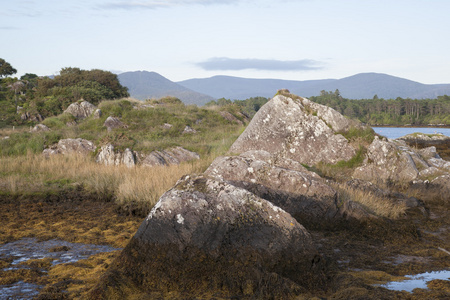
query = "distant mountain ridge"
(118, 71, 450, 105)
(118, 71, 214, 105)
(178, 73, 450, 100)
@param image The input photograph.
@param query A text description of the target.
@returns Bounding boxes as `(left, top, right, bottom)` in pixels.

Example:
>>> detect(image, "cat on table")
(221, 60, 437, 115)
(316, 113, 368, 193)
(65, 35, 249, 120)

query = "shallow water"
(380, 270, 450, 292)
(0, 238, 119, 299)
(373, 127, 450, 139)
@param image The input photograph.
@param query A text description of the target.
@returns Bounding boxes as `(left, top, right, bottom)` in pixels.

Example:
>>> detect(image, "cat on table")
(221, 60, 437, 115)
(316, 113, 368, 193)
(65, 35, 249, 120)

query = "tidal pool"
(380, 270, 450, 292)
(0, 238, 119, 299)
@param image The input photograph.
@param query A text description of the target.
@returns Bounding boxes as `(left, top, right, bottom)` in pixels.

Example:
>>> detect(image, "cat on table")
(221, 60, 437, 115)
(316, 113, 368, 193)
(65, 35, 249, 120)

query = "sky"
(2, 0, 450, 84)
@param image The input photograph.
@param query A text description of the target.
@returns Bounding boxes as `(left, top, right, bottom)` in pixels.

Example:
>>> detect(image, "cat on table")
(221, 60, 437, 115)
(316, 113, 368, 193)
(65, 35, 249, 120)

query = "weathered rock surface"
(64, 101, 96, 119)
(205, 150, 370, 225)
(219, 111, 244, 125)
(104, 116, 126, 131)
(229, 94, 357, 165)
(31, 124, 50, 132)
(92, 175, 326, 298)
(398, 133, 450, 160)
(93, 108, 102, 119)
(182, 125, 197, 134)
(96, 144, 135, 168)
(141, 146, 200, 167)
(354, 136, 450, 184)
(43, 138, 95, 156)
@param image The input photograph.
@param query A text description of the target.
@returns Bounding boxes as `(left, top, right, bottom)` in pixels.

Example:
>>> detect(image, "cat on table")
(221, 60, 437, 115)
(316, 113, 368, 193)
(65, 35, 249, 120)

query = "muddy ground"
(0, 186, 449, 299)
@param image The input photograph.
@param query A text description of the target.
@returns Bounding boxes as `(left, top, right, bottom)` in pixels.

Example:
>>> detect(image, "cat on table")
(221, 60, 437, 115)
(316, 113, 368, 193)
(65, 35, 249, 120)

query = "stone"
(31, 124, 50, 132)
(182, 125, 197, 134)
(205, 151, 370, 225)
(104, 116, 126, 131)
(43, 138, 95, 156)
(64, 101, 96, 119)
(229, 94, 357, 166)
(162, 123, 173, 129)
(141, 147, 200, 167)
(219, 111, 243, 125)
(92, 175, 326, 298)
(93, 108, 102, 119)
(96, 144, 135, 168)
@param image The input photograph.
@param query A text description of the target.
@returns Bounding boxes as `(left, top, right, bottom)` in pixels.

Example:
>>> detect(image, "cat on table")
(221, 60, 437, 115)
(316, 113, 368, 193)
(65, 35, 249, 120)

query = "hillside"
(178, 73, 450, 100)
(118, 71, 215, 105)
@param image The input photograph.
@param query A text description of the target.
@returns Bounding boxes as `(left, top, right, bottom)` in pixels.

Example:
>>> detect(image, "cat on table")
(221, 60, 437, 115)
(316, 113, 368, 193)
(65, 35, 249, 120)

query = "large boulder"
(64, 101, 96, 120)
(205, 150, 370, 226)
(96, 144, 135, 168)
(229, 94, 357, 166)
(91, 175, 326, 298)
(43, 138, 95, 156)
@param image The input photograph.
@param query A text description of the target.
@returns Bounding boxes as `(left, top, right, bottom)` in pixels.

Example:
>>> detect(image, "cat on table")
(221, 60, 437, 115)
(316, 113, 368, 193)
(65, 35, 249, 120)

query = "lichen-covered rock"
(141, 147, 199, 167)
(182, 125, 197, 134)
(354, 136, 450, 184)
(43, 138, 95, 156)
(229, 94, 356, 166)
(91, 175, 326, 298)
(104, 116, 126, 131)
(205, 151, 368, 225)
(31, 124, 50, 132)
(398, 133, 450, 160)
(96, 144, 135, 168)
(93, 108, 102, 119)
(64, 101, 96, 119)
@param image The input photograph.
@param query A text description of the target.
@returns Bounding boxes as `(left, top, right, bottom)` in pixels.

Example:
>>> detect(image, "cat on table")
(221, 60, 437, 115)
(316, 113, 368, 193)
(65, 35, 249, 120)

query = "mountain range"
(118, 71, 450, 106)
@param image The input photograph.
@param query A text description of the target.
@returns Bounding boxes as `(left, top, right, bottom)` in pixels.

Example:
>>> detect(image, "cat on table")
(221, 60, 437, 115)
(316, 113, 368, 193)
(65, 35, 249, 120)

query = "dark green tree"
(0, 58, 17, 79)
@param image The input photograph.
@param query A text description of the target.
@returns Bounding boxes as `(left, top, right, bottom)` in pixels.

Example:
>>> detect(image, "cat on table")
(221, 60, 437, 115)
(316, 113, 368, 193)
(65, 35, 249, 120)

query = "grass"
(0, 152, 218, 218)
(332, 183, 407, 219)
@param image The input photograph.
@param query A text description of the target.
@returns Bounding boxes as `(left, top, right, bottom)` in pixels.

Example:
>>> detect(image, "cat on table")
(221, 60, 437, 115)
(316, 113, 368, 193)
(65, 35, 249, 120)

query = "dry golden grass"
(332, 183, 407, 219)
(0, 152, 214, 212)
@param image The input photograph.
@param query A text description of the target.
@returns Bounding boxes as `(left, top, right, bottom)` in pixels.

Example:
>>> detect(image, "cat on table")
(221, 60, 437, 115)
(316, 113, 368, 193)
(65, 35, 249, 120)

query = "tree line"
(0, 59, 128, 127)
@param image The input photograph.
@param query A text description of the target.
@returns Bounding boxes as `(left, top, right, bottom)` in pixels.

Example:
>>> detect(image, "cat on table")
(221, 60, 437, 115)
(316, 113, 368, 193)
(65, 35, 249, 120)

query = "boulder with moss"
(64, 101, 96, 120)
(90, 175, 326, 299)
(96, 144, 135, 168)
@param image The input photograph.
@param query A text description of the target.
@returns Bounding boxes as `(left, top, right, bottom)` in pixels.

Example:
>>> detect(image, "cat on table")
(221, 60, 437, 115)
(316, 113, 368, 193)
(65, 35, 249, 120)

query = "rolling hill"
(118, 71, 215, 105)
(119, 71, 450, 104)
(178, 73, 450, 100)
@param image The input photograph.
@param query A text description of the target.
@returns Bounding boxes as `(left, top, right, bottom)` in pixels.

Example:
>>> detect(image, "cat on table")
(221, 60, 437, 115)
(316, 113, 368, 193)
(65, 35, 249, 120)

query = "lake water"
(373, 127, 450, 139)
(379, 270, 450, 292)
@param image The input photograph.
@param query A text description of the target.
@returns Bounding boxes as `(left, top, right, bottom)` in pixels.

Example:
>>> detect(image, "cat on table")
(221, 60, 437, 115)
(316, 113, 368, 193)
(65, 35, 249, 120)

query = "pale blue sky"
(2, 0, 450, 83)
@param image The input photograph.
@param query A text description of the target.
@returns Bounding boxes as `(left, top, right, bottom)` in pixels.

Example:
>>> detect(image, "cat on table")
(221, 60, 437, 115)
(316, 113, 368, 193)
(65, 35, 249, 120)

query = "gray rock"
(205, 151, 370, 224)
(43, 138, 95, 156)
(94, 175, 326, 297)
(93, 108, 102, 119)
(104, 116, 126, 131)
(182, 125, 197, 134)
(64, 101, 96, 119)
(229, 95, 356, 166)
(96, 144, 136, 168)
(31, 124, 50, 132)
(141, 147, 200, 167)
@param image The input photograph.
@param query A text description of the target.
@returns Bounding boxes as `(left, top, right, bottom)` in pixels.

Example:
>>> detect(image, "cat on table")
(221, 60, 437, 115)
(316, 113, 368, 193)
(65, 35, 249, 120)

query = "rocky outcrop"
(31, 124, 50, 132)
(64, 101, 96, 119)
(96, 144, 135, 168)
(219, 111, 244, 125)
(20, 112, 43, 122)
(104, 116, 126, 131)
(95, 145, 200, 168)
(229, 94, 357, 166)
(93, 108, 102, 119)
(141, 147, 200, 167)
(205, 150, 369, 225)
(43, 138, 95, 156)
(92, 175, 326, 298)
(398, 133, 450, 160)
(353, 136, 450, 184)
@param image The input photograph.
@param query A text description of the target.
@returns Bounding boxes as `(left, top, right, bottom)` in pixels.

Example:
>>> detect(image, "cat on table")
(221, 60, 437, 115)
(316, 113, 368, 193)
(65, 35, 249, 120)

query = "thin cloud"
(0, 26, 20, 30)
(100, 0, 238, 10)
(196, 57, 325, 71)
